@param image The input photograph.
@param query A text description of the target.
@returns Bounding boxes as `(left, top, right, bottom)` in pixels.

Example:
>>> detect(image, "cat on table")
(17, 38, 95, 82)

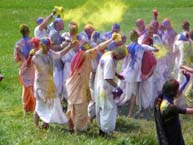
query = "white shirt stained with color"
(34, 26, 48, 39)
(94, 53, 117, 133)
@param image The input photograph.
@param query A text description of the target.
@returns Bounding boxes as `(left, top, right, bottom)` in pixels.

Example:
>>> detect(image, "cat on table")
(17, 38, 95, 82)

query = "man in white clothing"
(34, 10, 55, 39)
(118, 30, 158, 117)
(94, 47, 127, 135)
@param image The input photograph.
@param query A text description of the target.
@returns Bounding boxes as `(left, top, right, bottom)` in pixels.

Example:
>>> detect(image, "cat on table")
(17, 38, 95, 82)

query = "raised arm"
(185, 108, 193, 114)
(50, 41, 73, 58)
(106, 79, 117, 88)
(180, 64, 193, 73)
(38, 11, 55, 31)
(142, 44, 159, 52)
(85, 33, 120, 59)
(94, 38, 113, 52)
(178, 71, 190, 95)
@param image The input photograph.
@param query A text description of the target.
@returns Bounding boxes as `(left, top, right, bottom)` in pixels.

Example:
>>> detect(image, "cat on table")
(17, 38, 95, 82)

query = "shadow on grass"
(115, 117, 141, 133)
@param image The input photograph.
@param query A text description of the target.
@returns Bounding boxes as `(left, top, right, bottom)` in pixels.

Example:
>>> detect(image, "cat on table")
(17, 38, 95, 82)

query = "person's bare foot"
(42, 122, 49, 129)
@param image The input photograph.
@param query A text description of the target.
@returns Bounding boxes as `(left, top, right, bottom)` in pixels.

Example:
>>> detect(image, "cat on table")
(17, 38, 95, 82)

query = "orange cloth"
(67, 102, 89, 131)
(66, 48, 97, 131)
(19, 75, 35, 112)
(21, 86, 36, 112)
(66, 49, 97, 104)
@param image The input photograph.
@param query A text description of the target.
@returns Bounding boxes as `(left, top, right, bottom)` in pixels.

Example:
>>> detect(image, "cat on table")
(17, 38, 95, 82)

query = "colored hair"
(84, 24, 94, 31)
(129, 30, 138, 42)
(162, 79, 179, 98)
(20, 24, 30, 36)
(40, 37, 51, 46)
(113, 46, 128, 58)
(69, 21, 78, 35)
(182, 20, 190, 31)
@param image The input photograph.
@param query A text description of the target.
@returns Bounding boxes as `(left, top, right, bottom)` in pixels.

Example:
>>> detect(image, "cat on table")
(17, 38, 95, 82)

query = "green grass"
(1, 0, 193, 144)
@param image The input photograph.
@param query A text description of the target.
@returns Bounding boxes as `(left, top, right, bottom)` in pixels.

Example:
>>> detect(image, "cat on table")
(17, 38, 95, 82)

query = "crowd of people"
(13, 8, 193, 144)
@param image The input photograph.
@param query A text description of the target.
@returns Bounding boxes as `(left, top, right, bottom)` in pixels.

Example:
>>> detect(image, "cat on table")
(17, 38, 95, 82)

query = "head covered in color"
(162, 18, 171, 30)
(84, 24, 95, 38)
(112, 46, 128, 60)
(129, 29, 138, 42)
(69, 21, 78, 35)
(36, 17, 44, 25)
(182, 20, 190, 32)
(112, 23, 120, 33)
(30, 37, 40, 50)
(20, 24, 30, 36)
(53, 17, 64, 31)
(150, 19, 159, 34)
(162, 79, 179, 98)
(136, 18, 145, 31)
(40, 37, 51, 47)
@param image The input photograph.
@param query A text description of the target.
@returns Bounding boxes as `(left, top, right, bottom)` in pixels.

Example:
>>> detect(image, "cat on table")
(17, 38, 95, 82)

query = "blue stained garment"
(127, 42, 138, 69)
(16, 36, 32, 59)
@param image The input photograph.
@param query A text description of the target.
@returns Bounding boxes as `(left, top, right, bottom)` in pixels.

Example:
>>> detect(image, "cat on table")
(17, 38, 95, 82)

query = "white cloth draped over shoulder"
(32, 50, 67, 124)
(118, 42, 156, 107)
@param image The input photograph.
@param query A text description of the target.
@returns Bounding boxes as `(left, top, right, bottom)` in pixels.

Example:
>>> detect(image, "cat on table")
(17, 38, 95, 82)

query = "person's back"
(122, 42, 144, 82)
(154, 77, 193, 145)
(160, 97, 185, 145)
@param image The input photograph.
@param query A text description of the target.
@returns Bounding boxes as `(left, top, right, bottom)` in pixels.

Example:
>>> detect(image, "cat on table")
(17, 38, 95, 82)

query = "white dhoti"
(118, 81, 139, 105)
(35, 96, 67, 124)
(138, 75, 154, 110)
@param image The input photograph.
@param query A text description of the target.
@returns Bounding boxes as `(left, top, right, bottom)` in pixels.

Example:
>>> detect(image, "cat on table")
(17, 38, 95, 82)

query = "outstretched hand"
(182, 70, 191, 81)
(116, 73, 124, 80)
(52, 9, 56, 16)
(112, 87, 123, 99)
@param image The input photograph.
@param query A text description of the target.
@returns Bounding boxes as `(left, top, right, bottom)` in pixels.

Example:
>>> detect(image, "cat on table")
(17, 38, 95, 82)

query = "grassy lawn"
(0, 0, 193, 144)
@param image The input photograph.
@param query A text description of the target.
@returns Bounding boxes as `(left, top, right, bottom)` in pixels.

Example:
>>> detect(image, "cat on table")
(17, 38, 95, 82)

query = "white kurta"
(152, 34, 168, 99)
(162, 29, 176, 78)
(118, 42, 156, 107)
(32, 50, 67, 124)
(173, 39, 192, 107)
(49, 28, 64, 99)
(137, 36, 158, 110)
(173, 40, 191, 82)
(34, 26, 48, 39)
(61, 49, 77, 99)
(94, 53, 117, 133)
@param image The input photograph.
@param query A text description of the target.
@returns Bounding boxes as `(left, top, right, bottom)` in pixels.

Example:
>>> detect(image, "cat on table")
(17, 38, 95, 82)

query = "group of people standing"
(13, 8, 193, 143)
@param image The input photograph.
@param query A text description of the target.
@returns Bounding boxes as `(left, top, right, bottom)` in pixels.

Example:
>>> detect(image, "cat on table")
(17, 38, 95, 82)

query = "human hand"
(52, 9, 56, 16)
(111, 33, 122, 43)
(154, 48, 159, 52)
(153, 9, 158, 17)
(112, 87, 123, 99)
(182, 70, 191, 82)
(29, 49, 35, 56)
(180, 64, 185, 70)
(116, 73, 124, 80)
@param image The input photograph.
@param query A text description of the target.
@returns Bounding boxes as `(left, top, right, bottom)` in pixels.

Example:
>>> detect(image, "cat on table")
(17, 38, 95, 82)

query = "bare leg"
(34, 111, 39, 127)
(128, 95, 136, 117)
(68, 118, 74, 133)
